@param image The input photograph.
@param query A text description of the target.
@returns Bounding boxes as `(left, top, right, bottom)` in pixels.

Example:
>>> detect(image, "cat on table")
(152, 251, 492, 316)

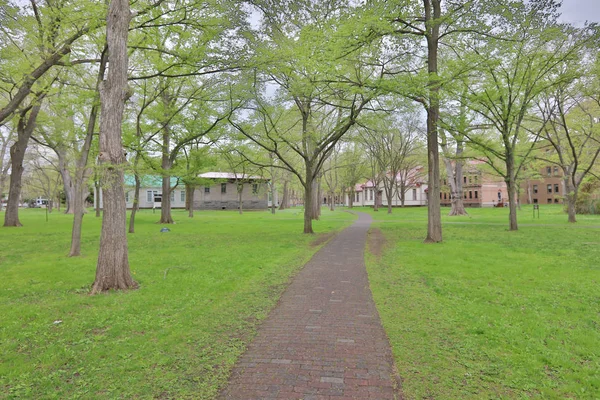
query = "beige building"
(94, 173, 269, 210)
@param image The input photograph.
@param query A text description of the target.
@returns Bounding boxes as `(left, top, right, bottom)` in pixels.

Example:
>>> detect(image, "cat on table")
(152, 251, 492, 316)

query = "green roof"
(124, 175, 179, 188)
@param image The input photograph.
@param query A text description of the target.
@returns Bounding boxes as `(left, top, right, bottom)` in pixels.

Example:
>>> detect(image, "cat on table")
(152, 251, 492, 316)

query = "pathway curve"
(219, 212, 400, 400)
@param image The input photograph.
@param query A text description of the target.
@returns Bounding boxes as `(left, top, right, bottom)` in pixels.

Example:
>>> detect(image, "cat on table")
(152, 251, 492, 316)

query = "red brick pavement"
(219, 212, 400, 400)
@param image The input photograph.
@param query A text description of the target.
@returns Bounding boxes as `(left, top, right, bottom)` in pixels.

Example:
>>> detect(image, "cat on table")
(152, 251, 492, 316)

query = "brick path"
(219, 212, 400, 400)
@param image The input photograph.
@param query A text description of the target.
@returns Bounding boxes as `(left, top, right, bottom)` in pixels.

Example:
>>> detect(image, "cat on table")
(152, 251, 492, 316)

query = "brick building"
(440, 161, 509, 207)
(520, 165, 563, 205)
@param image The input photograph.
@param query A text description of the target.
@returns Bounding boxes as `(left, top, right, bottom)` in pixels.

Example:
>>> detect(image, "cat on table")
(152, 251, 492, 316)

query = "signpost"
(533, 204, 539, 219)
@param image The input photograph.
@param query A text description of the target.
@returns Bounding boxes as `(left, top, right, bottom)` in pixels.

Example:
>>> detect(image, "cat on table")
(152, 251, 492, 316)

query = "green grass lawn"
(0, 207, 354, 399)
(363, 205, 600, 399)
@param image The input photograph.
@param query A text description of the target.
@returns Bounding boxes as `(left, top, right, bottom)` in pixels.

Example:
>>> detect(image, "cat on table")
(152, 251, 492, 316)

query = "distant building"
(346, 167, 428, 207)
(193, 172, 270, 210)
(440, 160, 509, 207)
(94, 172, 270, 210)
(520, 165, 563, 205)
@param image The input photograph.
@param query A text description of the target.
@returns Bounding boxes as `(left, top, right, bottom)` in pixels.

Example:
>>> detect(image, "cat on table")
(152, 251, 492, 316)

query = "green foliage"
(365, 206, 600, 399)
(0, 208, 354, 398)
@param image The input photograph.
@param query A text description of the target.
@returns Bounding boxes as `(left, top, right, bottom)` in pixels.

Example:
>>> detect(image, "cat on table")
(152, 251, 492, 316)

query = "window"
(412, 189, 417, 201)
(440, 192, 442, 199)
(474, 176, 478, 183)
(554, 198, 559, 203)
(468, 176, 472, 184)
(443, 193, 446, 200)
(533, 185, 538, 194)
(546, 166, 552, 176)
(533, 198, 538, 204)
(147, 190, 157, 203)
(170, 191, 175, 202)
(125, 191, 129, 202)
(369, 189, 373, 201)
(463, 176, 467, 184)
(468, 191, 472, 199)
(181, 190, 185, 202)
(554, 184, 559, 193)
(474, 191, 478, 199)
(547, 198, 552, 204)
(221, 183, 227, 194)
(443, 179, 447, 185)
(553, 166, 559, 176)
(547, 184, 552, 194)
(356, 193, 359, 202)
(464, 192, 467, 199)
(205, 186, 210, 193)
(252, 184, 258, 194)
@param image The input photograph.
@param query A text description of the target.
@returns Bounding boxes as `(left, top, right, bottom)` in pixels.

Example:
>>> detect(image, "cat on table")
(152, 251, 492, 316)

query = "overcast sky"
(560, 0, 600, 24)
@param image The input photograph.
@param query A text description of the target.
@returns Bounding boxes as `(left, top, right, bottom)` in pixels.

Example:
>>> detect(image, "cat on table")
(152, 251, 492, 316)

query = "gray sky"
(560, 0, 600, 24)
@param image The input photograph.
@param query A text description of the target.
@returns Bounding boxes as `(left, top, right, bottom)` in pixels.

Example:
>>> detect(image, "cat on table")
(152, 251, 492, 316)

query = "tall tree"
(3, 93, 45, 227)
(538, 86, 600, 223)
(68, 48, 108, 256)
(91, 0, 136, 294)
(465, 4, 594, 230)
(230, 1, 378, 233)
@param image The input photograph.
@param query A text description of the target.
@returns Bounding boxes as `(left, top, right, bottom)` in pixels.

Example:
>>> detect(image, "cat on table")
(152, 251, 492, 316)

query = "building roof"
(124, 175, 178, 187)
(198, 172, 266, 180)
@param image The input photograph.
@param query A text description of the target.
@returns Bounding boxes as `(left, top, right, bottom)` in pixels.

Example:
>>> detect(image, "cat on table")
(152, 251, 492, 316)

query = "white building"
(346, 168, 428, 207)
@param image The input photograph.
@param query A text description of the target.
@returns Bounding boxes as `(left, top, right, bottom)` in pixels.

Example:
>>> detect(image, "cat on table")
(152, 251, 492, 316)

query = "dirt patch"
(310, 232, 336, 247)
(367, 228, 386, 258)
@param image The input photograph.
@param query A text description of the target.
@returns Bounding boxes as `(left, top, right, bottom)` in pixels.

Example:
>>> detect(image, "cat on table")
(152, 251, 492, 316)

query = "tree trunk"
(128, 173, 141, 233)
(443, 157, 467, 216)
(329, 191, 335, 211)
(57, 149, 75, 214)
(315, 181, 321, 219)
(4, 101, 44, 227)
(69, 183, 85, 256)
(4, 144, 25, 227)
(70, 48, 107, 254)
(313, 179, 322, 219)
(95, 180, 101, 217)
(0, 135, 11, 211)
(303, 178, 314, 234)
(373, 187, 379, 212)
(91, 0, 136, 294)
(424, 0, 442, 243)
(0, 180, 5, 212)
(270, 183, 276, 214)
(506, 154, 518, 231)
(159, 120, 174, 223)
(185, 183, 191, 211)
(279, 180, 288, 210)
(160, 174, 173, 223)
(238, 183, 243, 214)
(565, 178, 577, 223)
(188, 185, 195, 218)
